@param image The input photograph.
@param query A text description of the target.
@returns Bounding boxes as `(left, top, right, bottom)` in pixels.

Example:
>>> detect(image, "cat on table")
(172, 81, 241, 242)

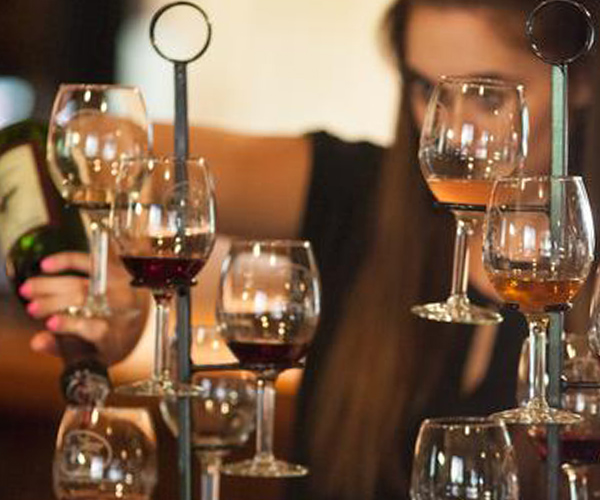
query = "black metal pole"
(174, 59, 193, 500)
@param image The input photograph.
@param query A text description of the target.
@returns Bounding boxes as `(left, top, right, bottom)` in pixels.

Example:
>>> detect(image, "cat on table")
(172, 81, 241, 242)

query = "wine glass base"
(221, 457, 308, 478)
(114, 378, 201, 397)
(492, 402, 583, 425)
(411, 300, 502, 325)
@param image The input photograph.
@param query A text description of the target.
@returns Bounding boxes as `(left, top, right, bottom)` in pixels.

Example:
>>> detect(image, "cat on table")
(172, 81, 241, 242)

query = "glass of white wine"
(47, 84, 149, 318)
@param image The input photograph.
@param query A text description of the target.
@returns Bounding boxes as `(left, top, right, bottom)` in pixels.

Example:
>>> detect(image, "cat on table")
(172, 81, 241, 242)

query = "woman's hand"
(20, 251, 150, 365)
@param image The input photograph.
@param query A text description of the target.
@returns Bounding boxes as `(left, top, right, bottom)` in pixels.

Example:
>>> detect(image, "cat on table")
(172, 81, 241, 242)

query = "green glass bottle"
(0, 120, 110, 405)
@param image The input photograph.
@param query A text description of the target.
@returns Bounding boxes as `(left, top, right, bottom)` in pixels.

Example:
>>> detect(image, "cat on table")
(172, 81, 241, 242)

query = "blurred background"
(0, 0, 397, 498)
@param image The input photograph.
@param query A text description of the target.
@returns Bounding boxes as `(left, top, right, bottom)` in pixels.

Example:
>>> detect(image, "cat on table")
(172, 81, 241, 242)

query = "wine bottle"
(0, 120, 110, 405)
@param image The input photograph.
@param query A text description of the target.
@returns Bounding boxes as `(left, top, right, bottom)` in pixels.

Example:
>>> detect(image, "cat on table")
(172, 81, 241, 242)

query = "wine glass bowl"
(420, 77, 527, 207)
(218, 240, 320, 374)
(412, 76, 528, 325)
(47, 84, 149, 318)
(484, 176, 595, 424)
(410, 417, 519, 500)
(112, 156, 216, 396)
(160, 373, 256, 452)
(53, 405, 157, 500)
(216, 239, 321, 477)
(48, 86, 148, 211)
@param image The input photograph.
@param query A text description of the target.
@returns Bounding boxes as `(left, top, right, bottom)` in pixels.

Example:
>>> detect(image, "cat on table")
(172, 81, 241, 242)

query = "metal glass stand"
(526, 2, 595, 500)
(148, 4, 213, 500)
(141, 2, 598, 500)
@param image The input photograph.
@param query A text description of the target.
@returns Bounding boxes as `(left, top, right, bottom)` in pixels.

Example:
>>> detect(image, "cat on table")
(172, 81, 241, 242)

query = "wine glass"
(112, 156, 216, 396)
(47, 84, 149, 318)
(216, 239, 321, 477)
(53, 405, 157, 500)
(411, 76, 527, 325)
(484, 175, 595, 423)
(160, 325, 255, 500)
(522, 333, 600, 500)
(410, 417, 519, 500)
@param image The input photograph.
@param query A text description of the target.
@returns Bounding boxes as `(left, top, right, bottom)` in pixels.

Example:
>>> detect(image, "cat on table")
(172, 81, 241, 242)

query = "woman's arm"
(153, 123, 312, 238)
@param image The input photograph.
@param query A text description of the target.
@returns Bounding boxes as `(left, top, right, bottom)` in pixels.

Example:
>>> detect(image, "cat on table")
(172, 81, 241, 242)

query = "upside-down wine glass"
(411, 76, 528, 325)
(112, 156, 216, 396)
(53, 405, 157, 500)
(160, 326, 256, 500)
(47, 84, 149, 318)
(410, 417, 519, 500)
(522, 333, 600, 500)
(484, 176, 595, 424)
(217, 240, 321, 477)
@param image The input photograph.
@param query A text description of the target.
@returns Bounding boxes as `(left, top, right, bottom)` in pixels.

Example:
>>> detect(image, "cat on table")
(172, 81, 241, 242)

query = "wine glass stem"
(152, 292, 173, 382)
(255, 375, 276, 461)
(563, 464, 589, 500)
(525, 313, 550, 405)
(87, 218, 109, 312)
(200, 453, 223, 500)
(449, 213, 476, 298)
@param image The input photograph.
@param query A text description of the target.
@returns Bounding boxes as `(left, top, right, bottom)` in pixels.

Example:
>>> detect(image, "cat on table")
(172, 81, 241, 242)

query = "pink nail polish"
(26, 302, 39, 316)
(19, 283, 32, 298)
(41, 258, 54, 272)
(46, 316, 60, 331)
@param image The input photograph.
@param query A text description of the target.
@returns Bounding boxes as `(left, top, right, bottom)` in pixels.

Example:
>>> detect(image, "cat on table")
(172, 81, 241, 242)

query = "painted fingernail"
(46, 316, 60, 331)
(19, 283, 32, 298)
(41, 258, 55, 272)
(26, 301, 39, 316)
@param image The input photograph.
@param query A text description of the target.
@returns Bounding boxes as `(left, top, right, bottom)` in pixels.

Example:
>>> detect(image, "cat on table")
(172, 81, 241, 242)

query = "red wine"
(227, 340, 309, 368)
(121, 255, 207, 289)
(218, 311, 316, 368)
(0, 120, 109, 405)
(532, 430, 600, 464)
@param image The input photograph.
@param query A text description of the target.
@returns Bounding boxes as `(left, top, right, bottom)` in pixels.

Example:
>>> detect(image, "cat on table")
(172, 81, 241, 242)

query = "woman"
(22, 0, 600, 499)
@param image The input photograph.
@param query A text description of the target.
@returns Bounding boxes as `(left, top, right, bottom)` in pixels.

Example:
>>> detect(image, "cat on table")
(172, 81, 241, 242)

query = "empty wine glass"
(410, 417, 519, 500)
(216, 239, 321, 477)
(412, 76, 527, 325)
(160, 372, 256, 500)
(112, 156, 216, 396)
(160, 324, 255, 500)
(484, 176, 595, 424)
(53, 405, 157, 500)
(47, 84, 149, 318)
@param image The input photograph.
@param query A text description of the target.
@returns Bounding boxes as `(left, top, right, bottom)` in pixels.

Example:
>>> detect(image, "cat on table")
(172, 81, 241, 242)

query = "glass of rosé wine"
(484, 176, 595, 424)
(216, 239, 321, 478)
(412, 76, 528, 325)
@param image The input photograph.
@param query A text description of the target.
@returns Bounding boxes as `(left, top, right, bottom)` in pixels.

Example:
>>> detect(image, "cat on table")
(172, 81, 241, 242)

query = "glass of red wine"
(522, 333, 600, 500)
(216, 240, 321, 477)
(112, 156, 216, 396)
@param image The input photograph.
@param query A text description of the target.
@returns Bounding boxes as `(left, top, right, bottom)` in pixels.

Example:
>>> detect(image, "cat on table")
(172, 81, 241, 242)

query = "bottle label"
(0, 144, 50, 256)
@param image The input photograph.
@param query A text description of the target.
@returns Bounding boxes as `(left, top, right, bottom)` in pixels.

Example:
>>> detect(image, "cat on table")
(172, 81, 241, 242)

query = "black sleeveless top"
(290, 132, 528, 500)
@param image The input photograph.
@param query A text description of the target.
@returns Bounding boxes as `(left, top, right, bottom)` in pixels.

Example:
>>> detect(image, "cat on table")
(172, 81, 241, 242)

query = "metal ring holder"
(526, 3, 595, 500)
(149, 4, 212, 500)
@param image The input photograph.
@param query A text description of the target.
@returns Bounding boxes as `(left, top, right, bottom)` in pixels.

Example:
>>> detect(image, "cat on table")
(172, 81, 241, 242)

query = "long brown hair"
(304, 1, 600, 499)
